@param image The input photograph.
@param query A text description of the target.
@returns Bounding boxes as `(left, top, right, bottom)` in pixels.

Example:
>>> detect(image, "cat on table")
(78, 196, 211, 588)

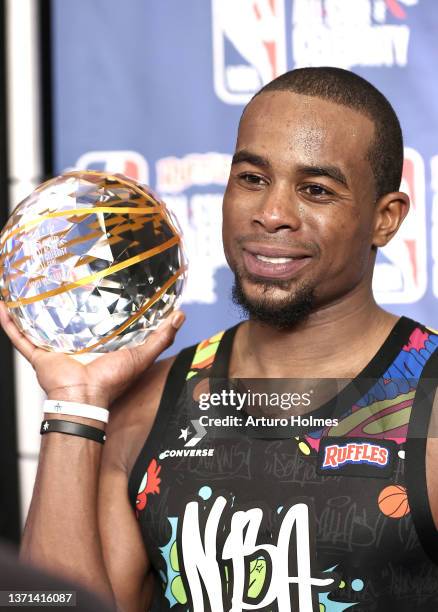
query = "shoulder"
(394, 317, 438, 367)
(402, 317, 438, 341)
(405, 320, 438, 368)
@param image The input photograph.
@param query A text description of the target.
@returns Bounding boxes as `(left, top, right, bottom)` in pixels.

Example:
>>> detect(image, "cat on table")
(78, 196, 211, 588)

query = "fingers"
(0, 301, 38, 362)
(125, 310, 186, 378)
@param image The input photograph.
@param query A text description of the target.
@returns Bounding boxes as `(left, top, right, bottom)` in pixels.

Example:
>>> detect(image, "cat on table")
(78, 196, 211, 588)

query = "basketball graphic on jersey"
(378, 484, 410, 518)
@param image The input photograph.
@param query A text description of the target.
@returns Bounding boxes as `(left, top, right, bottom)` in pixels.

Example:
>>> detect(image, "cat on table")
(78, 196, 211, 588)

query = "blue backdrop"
(52, 0, 438, 353)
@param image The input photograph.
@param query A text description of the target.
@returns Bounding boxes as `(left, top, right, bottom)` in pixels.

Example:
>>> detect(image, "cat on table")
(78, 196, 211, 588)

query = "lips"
(242, 244, 312, 280)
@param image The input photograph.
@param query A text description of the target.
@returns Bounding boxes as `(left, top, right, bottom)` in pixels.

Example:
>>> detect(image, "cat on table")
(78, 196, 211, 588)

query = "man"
(1, 67, 438, 611)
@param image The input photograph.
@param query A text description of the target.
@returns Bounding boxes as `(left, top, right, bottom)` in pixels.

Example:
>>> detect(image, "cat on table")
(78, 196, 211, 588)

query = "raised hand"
(0, 301, 185, 407)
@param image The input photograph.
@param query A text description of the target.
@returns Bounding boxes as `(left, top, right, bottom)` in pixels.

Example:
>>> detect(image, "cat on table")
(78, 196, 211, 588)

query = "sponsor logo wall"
(52, 0, 438, 352)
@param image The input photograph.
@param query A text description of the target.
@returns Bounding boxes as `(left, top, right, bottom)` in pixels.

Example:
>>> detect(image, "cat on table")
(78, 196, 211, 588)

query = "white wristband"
(43, 400, 109, 424)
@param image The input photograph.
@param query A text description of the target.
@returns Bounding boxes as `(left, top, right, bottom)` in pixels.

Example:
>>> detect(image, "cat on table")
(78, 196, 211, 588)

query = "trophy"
(0, 170, 187, 354)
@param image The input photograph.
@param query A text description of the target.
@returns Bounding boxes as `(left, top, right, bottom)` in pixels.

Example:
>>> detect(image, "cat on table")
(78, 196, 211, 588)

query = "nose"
(252, 185, 302, 233)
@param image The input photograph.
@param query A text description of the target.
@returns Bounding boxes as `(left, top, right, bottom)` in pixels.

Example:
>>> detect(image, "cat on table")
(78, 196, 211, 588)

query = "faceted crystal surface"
(0, 171, 187, 353)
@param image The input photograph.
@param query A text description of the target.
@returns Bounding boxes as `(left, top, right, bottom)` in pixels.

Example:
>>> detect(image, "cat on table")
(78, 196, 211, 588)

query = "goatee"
(232, 274, 315, 330)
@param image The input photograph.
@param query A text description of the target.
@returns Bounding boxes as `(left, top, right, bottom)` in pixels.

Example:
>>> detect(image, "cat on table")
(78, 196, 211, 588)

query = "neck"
(231, 284, 399, 379)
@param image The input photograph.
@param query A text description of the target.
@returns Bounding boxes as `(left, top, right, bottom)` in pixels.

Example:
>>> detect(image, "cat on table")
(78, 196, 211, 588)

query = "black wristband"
(40, 419, 106, 444)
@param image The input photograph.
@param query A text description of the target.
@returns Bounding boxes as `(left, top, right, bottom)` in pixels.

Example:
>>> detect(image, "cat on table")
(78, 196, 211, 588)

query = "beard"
(232, 273, 315, 330)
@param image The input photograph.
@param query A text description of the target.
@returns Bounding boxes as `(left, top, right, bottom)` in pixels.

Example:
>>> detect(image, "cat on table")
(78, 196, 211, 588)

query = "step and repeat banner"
(11, 0, 438, 528)
(51, 0, 438, 351)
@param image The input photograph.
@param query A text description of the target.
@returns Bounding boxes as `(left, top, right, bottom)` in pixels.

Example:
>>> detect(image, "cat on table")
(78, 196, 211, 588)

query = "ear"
(372, 191, 410, 247)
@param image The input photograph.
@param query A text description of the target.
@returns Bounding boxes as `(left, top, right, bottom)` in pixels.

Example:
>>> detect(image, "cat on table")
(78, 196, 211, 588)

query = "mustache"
(236, 234, 321, 256)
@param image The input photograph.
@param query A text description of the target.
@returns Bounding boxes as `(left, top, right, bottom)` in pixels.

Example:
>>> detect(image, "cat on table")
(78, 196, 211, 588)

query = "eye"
(237, 172, 268, 187)
(301, 184, 334, 197)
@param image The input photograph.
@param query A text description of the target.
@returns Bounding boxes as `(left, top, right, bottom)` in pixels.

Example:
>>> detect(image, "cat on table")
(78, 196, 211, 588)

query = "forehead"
(237, 91, 375, 179)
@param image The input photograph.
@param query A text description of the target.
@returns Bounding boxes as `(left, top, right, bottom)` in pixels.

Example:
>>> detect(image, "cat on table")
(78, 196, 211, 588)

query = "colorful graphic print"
(136, 458, 161, 515)
(186, 331, 224, 380)
(304, 327, 438, 452)
(188, 327, 438, 451)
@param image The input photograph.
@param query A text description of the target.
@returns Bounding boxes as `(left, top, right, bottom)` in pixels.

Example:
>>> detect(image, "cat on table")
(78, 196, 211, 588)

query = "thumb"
(125, 310, 185, 377)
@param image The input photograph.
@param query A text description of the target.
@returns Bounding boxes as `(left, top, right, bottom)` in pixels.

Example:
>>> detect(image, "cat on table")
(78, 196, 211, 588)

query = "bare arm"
(21, 415, 113, 600)
(98, 358, 174, 611)
(0, 302, 184, 608)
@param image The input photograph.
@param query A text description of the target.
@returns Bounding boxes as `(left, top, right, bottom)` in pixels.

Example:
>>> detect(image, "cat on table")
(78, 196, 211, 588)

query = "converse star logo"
(43, 421, 50, 431)
(179, 427, 191, 442)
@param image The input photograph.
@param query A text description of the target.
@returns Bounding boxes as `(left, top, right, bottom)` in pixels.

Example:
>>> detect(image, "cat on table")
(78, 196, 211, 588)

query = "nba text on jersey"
(182, 496, 336, 611)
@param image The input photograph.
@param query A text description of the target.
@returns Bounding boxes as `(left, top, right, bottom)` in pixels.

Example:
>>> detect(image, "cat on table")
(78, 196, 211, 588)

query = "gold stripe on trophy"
(109, 215, 161, 237)
(6, 235, 181, 308)
(0, 206, 160, 245)
(60, 231, 103, 249)
(75, 264, 187, 353)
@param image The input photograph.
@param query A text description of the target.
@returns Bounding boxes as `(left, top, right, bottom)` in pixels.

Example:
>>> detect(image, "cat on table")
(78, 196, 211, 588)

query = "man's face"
(222, 91, 378, 324)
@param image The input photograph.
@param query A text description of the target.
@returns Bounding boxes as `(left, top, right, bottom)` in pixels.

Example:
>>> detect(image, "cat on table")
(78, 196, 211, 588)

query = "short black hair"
(253, 67, 403, 200)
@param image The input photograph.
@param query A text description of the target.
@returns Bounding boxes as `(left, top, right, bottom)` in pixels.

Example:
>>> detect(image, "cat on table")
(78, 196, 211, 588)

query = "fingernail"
(171, 311, 185, 330)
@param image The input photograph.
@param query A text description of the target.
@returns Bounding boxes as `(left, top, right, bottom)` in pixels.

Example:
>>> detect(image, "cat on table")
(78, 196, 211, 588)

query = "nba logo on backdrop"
(373, 147, 427, 304)
(212, 0, 287, 104)
(212, 0, 419, 104)
(75, 150, 149, 184)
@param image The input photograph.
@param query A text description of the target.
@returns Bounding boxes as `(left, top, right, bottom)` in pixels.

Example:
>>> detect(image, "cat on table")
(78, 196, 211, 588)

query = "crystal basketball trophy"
(0, 171, 187, 354)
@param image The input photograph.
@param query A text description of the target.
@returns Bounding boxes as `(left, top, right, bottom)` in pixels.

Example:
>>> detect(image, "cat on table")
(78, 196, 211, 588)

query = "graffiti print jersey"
(129, 317, 438, 611)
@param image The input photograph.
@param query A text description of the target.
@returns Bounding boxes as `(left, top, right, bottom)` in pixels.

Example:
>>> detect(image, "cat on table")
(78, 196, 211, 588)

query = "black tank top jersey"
(128, 317, 438, 611)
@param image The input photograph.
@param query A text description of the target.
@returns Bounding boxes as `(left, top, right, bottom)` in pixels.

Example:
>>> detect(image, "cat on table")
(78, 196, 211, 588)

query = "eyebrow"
(297, 165, 349, 188)
(231, 150, 271, 169)
(232, 151, 349, 188)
